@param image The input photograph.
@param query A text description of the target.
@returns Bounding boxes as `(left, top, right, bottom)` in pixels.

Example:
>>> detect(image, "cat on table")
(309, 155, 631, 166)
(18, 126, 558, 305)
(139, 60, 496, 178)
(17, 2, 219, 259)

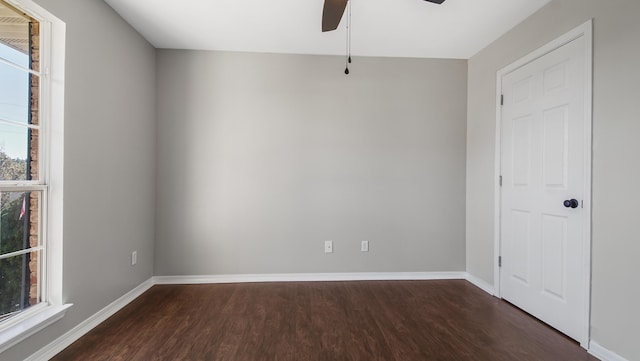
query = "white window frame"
(0, 0, 69, 353)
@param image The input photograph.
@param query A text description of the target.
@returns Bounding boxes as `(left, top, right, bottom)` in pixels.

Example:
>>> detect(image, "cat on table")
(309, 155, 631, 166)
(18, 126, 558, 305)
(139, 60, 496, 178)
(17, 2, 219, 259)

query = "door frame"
(493, 19, 593, 349)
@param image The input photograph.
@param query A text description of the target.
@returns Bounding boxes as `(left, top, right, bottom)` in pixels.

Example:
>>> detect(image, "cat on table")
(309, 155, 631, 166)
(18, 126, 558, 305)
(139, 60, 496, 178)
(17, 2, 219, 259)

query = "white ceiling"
(104, 0, 551, 59)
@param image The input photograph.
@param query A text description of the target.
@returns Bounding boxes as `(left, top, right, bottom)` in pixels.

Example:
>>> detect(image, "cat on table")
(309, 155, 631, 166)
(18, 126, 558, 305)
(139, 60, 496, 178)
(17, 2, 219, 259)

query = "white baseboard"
(464, 273, 495, 295)
(20, 271, 512, 360)
(152, 271, 467, 285)
(25, 279, 154, 361)
(589, 341, 629, 361)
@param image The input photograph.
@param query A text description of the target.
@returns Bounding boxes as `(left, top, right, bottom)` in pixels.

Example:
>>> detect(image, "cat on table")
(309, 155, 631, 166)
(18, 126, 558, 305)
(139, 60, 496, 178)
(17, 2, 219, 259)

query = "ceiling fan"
(322, 0, 446, 32)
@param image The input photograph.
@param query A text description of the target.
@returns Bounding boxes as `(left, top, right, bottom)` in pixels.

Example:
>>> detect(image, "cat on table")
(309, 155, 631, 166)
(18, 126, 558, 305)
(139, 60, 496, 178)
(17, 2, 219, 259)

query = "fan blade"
(424, 0, 446, 3)
(322, 0, 348, 32)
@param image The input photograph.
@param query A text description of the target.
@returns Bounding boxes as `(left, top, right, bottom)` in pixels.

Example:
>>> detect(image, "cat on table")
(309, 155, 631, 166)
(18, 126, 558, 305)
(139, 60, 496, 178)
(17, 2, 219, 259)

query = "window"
(0, 0, 45, 324)
(0, 0, 66, 351)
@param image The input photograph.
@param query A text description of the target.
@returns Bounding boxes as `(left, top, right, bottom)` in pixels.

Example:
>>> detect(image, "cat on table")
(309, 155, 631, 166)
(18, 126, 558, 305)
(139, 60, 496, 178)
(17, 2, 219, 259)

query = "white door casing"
(494, 21, 592, 348)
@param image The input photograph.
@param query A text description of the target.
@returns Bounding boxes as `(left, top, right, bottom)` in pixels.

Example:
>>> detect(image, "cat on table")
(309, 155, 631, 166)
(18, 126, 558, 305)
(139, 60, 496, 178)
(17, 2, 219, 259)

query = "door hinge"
(498, 256, 502, 267)
(499, 175, 503, 187)
(500, 94, 504, 106)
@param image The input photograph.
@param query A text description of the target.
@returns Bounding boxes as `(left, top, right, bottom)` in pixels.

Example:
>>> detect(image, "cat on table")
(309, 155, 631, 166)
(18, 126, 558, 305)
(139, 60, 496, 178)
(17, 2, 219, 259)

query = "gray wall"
(2, 0, 156, 359)
(466, 0, 640, 359)
(155, 50, 467, 275)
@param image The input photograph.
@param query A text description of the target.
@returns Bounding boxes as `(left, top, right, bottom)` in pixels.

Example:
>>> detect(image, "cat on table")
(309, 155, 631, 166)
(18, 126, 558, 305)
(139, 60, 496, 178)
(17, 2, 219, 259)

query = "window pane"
(0, 191, 39, 255)
(0, 250, 41, 320)
(0, 53, 30, 125)
(0, 0, 32, 61)
(0, 123, 30, 181)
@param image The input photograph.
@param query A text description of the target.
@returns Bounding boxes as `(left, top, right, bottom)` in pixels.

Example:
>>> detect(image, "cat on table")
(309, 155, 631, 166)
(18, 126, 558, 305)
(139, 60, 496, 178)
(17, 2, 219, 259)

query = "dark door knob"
(563, 199, 579, 208)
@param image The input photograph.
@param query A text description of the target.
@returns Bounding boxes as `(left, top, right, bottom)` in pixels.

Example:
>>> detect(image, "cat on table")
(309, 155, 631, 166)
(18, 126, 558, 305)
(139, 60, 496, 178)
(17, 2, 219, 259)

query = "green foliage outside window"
(0, 150, 30, 319)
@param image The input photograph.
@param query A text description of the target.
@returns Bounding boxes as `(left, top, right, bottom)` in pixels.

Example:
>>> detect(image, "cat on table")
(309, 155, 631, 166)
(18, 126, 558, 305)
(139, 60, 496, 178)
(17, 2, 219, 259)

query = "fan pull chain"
(344, 0, 352, 75)
(348, 0, 352, 64)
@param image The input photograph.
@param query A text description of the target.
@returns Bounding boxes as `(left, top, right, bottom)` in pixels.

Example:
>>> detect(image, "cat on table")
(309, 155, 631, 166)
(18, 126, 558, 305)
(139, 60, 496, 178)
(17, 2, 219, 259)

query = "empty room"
(0, 0, 638, 360)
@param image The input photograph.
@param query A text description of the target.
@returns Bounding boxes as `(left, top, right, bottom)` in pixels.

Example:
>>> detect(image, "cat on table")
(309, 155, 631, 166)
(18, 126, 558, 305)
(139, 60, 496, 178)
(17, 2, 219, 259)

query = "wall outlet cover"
(324, 240, 333, 253)
(361, 241, 369, 252)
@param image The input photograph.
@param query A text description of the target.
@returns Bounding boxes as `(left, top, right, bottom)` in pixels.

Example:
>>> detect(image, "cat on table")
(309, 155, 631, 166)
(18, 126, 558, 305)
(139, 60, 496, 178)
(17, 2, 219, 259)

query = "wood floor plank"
(51, 280, 597, 361)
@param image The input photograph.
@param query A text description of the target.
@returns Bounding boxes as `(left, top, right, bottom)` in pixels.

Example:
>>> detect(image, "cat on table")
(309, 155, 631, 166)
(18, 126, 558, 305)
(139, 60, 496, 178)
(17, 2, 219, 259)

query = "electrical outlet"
(324, 240, 333, 253)
(361, 240, 369, 252)
(131, 251, 137, 266)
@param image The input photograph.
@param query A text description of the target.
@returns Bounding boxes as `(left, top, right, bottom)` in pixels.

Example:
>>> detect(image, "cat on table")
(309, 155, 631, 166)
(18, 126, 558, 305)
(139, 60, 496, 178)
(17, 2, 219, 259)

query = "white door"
(500, 35, 587, 342)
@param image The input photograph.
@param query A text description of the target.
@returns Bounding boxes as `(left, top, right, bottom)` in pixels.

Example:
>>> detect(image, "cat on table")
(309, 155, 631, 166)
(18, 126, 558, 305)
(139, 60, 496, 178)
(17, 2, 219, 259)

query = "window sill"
(0, 304, 72, 354)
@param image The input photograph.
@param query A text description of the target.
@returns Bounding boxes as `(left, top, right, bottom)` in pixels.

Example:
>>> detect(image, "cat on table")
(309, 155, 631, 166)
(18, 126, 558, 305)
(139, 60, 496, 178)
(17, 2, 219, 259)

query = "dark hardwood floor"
(52, 280, 597, 361)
